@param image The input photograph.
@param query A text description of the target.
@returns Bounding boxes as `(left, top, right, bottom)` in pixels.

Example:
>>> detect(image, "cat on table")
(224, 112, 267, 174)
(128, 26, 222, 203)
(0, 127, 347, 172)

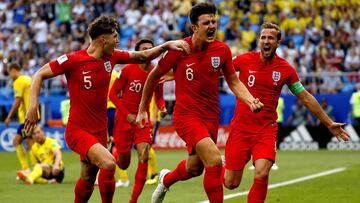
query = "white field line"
(198, 167, 346, 203)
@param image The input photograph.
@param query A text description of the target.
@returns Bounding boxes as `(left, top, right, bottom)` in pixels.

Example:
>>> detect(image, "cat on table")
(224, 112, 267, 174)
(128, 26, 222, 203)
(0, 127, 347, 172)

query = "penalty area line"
(198, 167, 346, 203)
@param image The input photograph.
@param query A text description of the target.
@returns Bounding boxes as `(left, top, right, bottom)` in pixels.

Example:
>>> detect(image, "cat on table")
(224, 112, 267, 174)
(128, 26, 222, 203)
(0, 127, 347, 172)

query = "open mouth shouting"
(207, 29, 216, 40)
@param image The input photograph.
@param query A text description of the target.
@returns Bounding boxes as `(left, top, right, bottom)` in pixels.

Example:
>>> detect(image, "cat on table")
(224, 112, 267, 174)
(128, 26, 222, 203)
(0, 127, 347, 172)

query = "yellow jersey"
(30, 137, 64, 169)
(107, 70, 119, 109)
(13, 75, 31, 124)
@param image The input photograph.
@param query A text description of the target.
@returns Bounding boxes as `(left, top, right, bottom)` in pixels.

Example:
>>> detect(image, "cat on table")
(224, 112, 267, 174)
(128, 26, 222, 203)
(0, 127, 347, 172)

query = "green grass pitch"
(0, 150, 359, 203)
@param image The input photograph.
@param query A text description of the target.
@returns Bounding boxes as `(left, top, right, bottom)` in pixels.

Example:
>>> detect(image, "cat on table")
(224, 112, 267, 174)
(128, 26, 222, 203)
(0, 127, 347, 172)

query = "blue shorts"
(17, 124, 30, 138)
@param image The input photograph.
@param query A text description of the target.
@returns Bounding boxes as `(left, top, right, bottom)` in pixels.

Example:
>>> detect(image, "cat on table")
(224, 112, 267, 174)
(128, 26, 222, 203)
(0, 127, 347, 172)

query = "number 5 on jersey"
(84, 76, 92, 89)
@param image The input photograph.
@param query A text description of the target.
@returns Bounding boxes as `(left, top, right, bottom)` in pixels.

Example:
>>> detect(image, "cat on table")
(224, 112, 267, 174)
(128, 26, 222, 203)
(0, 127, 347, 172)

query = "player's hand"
(328, 122, 350, 141)
(249, 98, 264, 113)
(52, 165, 60, 176)
(126, 114, 137, 125)
(165, 40, 191, 54)
(159, 106, 167, 118)
(24, 107, 39, 134)
(136, 110, 149, 129)
(4, 117, 11, 127)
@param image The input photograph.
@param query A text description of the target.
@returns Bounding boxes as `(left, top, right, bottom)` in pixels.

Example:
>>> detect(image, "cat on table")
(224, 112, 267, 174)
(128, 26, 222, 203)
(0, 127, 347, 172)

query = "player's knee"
(205, 154, 222, 167)
(139, 147, 149, 163)
(254, 169, 269, 180)
(81, 173, 97, 183)
(139, 154, 149, 163)
(101, 157, 117, 171)
(187, 166, 204, 177)
(117, 156, 130, 169)
(224, 180, 239, 190)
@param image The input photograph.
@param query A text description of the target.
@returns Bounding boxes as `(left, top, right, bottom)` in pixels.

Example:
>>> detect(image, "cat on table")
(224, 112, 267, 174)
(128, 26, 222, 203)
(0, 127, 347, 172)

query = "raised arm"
(224, 73, 263, 112)
(296, 90, 349, 141)
(24, 64, 55, 133)
(127, 40, 190, 64)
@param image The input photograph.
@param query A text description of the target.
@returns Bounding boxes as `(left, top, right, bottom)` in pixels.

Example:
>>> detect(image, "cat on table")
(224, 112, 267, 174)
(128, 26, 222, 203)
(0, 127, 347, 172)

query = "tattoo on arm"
(130, 51, 146, 63)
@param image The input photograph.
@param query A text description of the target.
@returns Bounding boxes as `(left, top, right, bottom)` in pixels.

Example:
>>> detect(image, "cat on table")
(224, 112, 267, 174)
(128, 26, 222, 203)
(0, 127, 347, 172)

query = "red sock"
(74, 178, 94, 203)
(221, 166, 225, 185)
(163, 159, 192, 188)
(248, 178, 268, 203)
(98, 169, 115, 203)
(204, 166, 223, 203)
(130, 162, 148, 203)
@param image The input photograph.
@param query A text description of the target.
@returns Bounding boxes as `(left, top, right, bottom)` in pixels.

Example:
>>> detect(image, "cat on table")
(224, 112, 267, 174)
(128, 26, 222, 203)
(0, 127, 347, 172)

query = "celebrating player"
(136, 3, 263, 203)
(109, 38, 166, 203)
(223, 22, 350, 203)
(24, 15, 189, 203)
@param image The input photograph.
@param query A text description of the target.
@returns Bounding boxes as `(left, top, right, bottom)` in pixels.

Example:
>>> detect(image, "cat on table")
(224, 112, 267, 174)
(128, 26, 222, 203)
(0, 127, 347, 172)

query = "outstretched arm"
(296, 90, 349, 141)
(24, 64, 55, 133)
(224, 73, 263, 112)
(127, 40, 190, 64)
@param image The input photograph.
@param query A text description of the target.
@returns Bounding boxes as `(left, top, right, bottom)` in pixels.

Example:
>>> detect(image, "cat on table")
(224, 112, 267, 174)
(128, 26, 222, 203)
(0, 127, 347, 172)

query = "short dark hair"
(134, 39, 154, 51)
(189, 2, 217, 25)
(8, 62, 21, 71)
(87, 15, 120, 40)
(260, 22, 282, 41)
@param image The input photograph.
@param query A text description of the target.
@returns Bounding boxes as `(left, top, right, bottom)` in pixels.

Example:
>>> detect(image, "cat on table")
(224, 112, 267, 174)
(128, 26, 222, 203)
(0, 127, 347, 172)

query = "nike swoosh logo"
(186, 63, 195, 67)
(82, 70, 91, 74)
(134, 80, 140, 82)
(249, 70, 257, 73)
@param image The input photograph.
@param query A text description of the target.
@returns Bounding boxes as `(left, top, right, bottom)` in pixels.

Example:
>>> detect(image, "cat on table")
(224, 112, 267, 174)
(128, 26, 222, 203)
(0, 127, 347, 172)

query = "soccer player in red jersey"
(136, 3, 263, 203)
(109, 38, 166, 203)
(24, 15, 189, 203)
(223, 22, 350, 203)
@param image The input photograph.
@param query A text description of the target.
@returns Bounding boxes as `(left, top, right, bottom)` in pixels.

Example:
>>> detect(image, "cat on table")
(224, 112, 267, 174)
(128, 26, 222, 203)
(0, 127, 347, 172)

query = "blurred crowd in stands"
(0, 0, 359, 95)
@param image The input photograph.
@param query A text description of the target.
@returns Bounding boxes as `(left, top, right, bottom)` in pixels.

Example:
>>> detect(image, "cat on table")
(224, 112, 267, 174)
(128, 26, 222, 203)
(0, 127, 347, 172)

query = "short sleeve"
(113, 49, 130, 64)
(49, 54, 73, 75)
(286, 65, 301, 87)
(13, 79, 24, 98)
(222, 46, 236, 75)
(50, 139, 61, 152)
(232, 54, 248, 72)
(157, 50, 180, 73)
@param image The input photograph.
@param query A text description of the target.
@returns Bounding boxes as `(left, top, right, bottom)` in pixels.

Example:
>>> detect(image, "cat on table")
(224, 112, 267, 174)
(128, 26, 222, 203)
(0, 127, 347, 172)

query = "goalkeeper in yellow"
(17, 125, 64, 184)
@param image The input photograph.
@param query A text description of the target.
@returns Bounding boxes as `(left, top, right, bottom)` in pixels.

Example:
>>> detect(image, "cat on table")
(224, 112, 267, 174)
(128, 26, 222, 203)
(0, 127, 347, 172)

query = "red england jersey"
(50, 49, 130, 134)
(109, 64, 164, 118)
(157, 37, 235, 121)
(232, 51, 299, 133)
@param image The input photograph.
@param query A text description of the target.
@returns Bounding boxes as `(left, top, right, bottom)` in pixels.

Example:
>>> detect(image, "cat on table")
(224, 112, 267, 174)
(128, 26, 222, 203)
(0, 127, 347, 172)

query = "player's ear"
(191, 24, 197, 33)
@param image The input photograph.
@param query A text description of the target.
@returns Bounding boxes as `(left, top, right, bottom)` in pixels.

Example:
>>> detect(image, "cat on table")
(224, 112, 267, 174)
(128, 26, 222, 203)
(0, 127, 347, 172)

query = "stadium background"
(0, 1, 359, 203)
(0, 0, 360, 152)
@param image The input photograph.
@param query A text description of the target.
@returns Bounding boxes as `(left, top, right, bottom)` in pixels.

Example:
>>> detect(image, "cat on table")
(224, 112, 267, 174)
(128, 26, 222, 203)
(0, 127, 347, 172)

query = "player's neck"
(191, 35, 209, 51)
(139, 63, 150, 72)
(13, 73, 21, 80)
(87, 42, 104, 60)
(260, 53, 276, 65)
